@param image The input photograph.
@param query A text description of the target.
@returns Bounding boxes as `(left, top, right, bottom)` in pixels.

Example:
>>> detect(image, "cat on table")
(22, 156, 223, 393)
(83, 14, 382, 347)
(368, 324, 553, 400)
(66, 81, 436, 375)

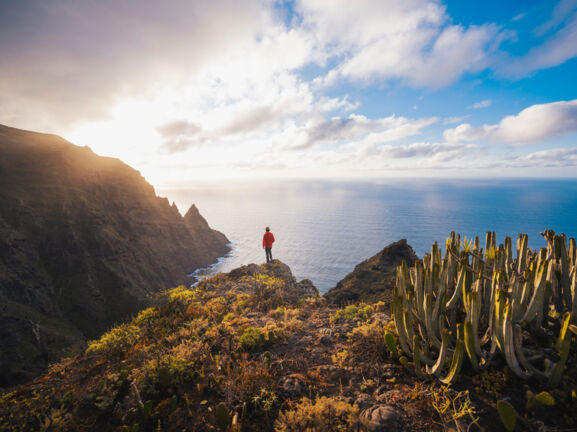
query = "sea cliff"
(0, 124, 230, 386)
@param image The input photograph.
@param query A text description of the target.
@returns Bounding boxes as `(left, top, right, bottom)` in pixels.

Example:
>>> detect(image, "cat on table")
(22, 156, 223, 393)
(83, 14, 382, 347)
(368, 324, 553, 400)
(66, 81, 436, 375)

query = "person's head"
(266, 227, 270, 232)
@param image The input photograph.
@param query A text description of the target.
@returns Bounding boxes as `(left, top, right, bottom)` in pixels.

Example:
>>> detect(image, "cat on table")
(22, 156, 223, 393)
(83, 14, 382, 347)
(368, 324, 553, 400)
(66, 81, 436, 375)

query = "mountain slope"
(0, 124, 229, 386)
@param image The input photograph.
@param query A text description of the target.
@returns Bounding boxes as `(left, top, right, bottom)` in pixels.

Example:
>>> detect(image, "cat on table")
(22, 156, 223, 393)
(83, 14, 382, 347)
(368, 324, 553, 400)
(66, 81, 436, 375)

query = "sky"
(1, 0, 577, 186)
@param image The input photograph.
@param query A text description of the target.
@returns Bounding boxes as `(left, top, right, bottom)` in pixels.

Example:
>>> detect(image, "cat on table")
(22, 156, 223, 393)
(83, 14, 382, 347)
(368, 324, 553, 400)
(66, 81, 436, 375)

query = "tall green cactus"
(393, 230, 576, 387)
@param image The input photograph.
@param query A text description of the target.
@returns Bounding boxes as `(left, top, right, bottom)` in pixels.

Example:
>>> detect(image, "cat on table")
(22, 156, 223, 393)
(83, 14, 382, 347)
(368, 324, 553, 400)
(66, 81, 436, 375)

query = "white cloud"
(534, 0, 577, 36)
(379, 142, 476, 161)
(499, 4, 577, 78)
(297, 0, 500, 88)
(0, 0, 313, 130)
(286, 114, 437, 150)
(472, 99, 492, 109)
(444, 99, 577, 144)
(514, 147, 577, 166)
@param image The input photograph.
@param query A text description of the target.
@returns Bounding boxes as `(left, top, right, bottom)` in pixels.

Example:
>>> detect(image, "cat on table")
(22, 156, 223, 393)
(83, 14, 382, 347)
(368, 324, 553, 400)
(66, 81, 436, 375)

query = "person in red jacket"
(262, 227, 275, 263)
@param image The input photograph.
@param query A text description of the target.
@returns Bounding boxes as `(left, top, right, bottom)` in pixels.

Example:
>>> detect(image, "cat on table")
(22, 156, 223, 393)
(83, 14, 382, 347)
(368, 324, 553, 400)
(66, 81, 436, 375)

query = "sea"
(160, 179, 577, 294)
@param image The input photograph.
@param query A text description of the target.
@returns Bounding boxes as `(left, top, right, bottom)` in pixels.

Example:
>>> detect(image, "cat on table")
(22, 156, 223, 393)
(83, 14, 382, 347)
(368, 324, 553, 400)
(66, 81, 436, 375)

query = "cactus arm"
(503, 304, 532, 379)
(571, 267, 577, 316)
(493, 288, 506, 352)
(547, 312, 574, 388)
(392, 295, 412, 355)
(424, 293, 441, 349)
(513, 325, 547, 383)
(521, 261, 548, 324)
(446, 266, 465, 309)
(464, 321, 480, 369)
(517, 234, 528, 275)
(426, 328, 451, 376)
(414, 262, 425, 323)
(412, 336, 425, 378)
(559, 234, 572, 309)
(505, 236, 513, 271)
(440, 325, 465, 385)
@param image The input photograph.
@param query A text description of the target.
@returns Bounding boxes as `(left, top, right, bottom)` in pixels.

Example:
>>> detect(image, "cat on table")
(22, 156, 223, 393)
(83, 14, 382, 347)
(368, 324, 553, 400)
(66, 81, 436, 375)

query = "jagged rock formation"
(0, 124, 229, 387)
(324, 239, 418, 306)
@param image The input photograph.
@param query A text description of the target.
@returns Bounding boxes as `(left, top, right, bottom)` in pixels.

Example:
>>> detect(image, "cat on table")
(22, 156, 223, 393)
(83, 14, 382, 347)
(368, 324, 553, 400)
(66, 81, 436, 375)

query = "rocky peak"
(324, 239, 418, 306)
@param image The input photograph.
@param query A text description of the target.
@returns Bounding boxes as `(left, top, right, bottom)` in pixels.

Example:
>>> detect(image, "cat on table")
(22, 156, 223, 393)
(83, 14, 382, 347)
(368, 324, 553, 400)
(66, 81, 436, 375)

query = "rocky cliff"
(0, 124, 230, 386)
(324, 239, 418, 306)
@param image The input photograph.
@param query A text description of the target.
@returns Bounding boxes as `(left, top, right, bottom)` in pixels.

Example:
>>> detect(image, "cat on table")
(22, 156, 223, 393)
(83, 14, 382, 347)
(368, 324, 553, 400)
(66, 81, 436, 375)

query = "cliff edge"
(0, 124, 230, 386)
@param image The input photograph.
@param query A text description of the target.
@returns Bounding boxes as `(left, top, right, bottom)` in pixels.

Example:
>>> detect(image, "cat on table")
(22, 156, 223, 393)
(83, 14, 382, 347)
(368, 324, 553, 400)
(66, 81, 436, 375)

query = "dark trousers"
(265, 247, 273, 263)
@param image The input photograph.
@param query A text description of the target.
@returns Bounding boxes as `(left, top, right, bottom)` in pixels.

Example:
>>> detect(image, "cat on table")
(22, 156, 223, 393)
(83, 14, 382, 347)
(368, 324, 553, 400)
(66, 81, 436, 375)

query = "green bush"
(239, 327, 267, 352)
(332, 303, 375, 323)
(86, 323, 140, 356)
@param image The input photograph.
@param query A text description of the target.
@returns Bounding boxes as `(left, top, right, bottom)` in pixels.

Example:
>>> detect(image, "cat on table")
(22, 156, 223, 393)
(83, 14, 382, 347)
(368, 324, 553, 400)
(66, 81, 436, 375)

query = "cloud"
(443, 115, 471, 124)
(0, 0, 293, 128)
(472, 99, 492, 109)
(514, 147, 577, 167)
(444, 99, 577, 144)
(297, 0, 500, 88)
(498, 4, 577, 77)
(379, 142, 476, 161)
(156, 121, 209, 153)
(287, 114, 437, 150)
(534, 0, 577, 36)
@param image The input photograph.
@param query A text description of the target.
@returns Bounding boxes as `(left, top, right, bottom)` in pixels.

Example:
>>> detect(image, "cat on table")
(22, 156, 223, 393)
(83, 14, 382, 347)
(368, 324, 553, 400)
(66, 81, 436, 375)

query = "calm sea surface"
(160, 179, 577, 294)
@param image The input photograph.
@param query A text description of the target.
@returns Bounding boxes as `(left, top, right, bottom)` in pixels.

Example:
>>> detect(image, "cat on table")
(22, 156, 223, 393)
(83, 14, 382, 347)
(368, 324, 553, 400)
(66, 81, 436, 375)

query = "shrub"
(347, 320, 386, 364)
(167, 286, 198, 303)
(133, 307, 159, 326)
(239, 327, 267, 352)
(332, 303, 375, 323)
(138, 354, 198, 397)
(86, 323, 140, 356)
(274, 396, 362, 431)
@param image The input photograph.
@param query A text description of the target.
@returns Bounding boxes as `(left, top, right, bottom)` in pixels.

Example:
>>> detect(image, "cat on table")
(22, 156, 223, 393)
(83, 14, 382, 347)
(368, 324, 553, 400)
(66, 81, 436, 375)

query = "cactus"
(142, 400, 153, 418)
(497, 400, 517, 432)
(215, 402, 232, 431)
(393, 230, 576, 387)
(384, 332, 399, 358)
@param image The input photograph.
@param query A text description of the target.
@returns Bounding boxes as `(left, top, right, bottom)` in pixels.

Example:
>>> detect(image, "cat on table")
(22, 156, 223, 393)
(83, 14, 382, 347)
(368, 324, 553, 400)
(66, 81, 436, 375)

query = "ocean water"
(160, 179, 577, 294)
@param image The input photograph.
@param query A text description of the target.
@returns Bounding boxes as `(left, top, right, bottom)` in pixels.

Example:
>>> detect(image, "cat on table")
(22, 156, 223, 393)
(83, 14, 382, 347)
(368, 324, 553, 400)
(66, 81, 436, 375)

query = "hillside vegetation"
(2, 231, 577, 431)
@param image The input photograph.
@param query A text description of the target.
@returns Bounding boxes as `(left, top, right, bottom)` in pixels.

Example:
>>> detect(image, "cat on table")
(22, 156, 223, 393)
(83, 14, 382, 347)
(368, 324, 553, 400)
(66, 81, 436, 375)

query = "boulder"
(360, 405, 404, 431)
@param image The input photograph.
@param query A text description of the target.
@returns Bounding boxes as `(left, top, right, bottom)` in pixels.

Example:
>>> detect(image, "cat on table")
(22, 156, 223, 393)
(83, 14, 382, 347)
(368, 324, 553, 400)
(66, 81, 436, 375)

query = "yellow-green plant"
(86, 323, 140, 356)
(332, 303, 375, 323)
(430, 385, 480, 431)
(497, 399, 517, 432)
(393, 230, 576, 387)
(274, 396, 361, 431)
(238, 327, 267, 352)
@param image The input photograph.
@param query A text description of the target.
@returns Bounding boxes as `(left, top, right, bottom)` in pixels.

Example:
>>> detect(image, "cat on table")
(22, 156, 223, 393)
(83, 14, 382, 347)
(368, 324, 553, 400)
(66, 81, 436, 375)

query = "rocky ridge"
(0, 124, 230, 386)
(324, 239, 418, 306)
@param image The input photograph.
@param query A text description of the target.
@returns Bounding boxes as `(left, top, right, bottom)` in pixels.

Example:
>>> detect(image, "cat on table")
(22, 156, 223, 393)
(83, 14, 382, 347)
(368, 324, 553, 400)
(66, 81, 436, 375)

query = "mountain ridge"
(0, 124, 230, 386)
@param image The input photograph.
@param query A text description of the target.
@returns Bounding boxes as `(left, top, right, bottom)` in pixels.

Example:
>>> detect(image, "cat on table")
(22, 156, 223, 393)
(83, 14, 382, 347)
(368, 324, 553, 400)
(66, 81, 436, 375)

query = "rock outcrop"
(324, 239, 418, 306)
(0, 124, 230, 386)
(221, 259, 320, 303)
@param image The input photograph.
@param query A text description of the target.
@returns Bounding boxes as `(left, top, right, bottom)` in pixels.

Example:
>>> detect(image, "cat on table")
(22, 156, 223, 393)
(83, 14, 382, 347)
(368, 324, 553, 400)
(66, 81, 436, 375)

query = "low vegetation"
(1, 232, 576, 431)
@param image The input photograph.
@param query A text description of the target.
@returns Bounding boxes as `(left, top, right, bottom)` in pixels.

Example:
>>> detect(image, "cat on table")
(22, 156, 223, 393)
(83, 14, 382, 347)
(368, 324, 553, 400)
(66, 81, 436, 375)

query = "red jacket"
(263, 232, 275, 248)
